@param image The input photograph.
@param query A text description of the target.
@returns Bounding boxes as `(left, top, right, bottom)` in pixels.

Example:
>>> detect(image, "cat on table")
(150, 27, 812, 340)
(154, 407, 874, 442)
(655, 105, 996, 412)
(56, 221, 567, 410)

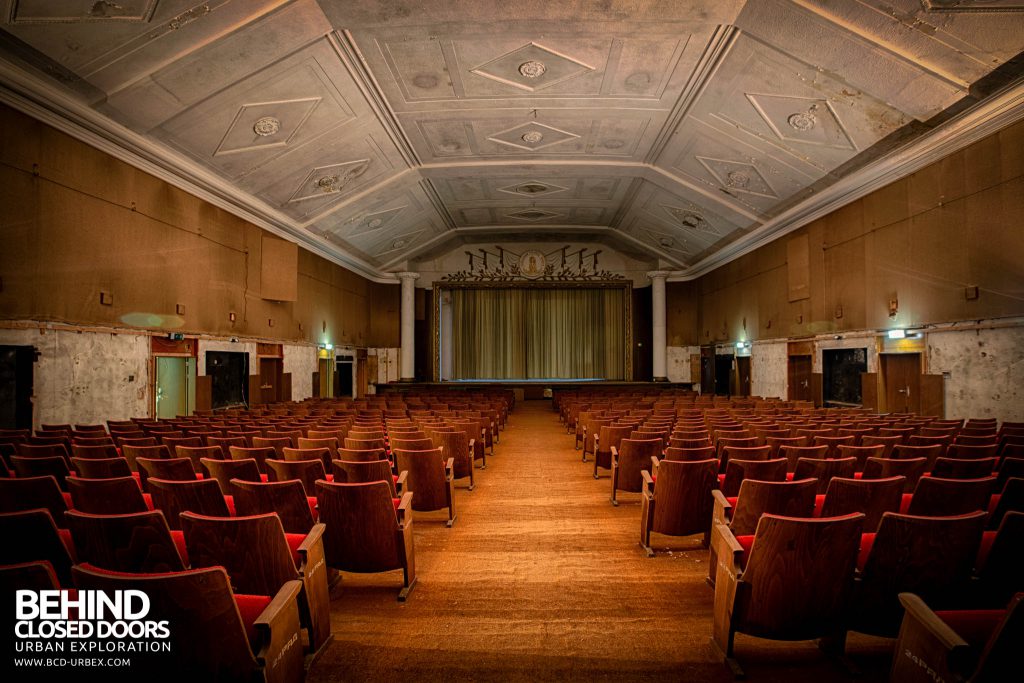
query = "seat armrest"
(297, 523, 325, 560)
(611, 446, 619, 464)
(444, 457, 454, 480)
(395, 470, 408, 495)
(891, 593, 974, 682)
(253, 579, 303, 680)
(641, 470, 654, 499)
(711, 489, 732, 527)
(396, 491, 414, 526)
(468, 438, 475, 451)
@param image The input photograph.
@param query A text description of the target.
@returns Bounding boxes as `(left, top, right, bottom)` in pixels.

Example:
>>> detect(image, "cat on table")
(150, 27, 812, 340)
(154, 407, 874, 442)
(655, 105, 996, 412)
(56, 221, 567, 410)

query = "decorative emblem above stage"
(440, 246, 626, 283)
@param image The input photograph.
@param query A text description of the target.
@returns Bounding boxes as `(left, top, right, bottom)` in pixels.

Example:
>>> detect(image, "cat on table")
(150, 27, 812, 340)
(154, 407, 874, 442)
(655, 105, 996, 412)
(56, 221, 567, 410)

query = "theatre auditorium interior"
(1, 1, 1023, 681)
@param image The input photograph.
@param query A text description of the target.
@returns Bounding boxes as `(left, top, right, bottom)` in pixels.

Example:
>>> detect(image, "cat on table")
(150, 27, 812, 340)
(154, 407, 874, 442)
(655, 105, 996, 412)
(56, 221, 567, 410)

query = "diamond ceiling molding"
(641, 228, 691, 258)
(506, 209, 563, 222)
(661, 204, 721, 235)
(372, 229, 428, 258)
(10, 0, 160, 23)
(745, 94, 857, 151)
(346, 206, 408, 237)
(487, 121, 580, 151)
(496, 180, 569, 197)
(695, 156, 779, 199)
(214, 98, 321, 157)
(287, 159, 372, 204)
(470, 42, 595, 92)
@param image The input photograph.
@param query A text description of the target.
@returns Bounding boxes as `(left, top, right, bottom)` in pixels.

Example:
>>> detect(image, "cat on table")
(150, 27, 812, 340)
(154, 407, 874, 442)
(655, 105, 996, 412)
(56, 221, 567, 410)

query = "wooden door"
(736, 357, 751, 397)
(259, 358, 282, 405)
(883, 353, 921, 414)
(788, 355, 812, 401)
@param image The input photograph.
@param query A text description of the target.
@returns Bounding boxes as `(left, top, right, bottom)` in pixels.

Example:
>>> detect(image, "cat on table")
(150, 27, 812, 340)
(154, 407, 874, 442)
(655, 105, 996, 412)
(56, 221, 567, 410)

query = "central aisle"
(308, 400, 890, 682)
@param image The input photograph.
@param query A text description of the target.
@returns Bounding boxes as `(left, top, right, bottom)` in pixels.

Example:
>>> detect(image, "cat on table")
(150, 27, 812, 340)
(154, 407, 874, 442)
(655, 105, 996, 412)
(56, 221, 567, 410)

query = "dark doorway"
(882, 353, 922, 414)
(714, 354, 734, 396)
(0, 345, 34, 429)
(788, 354, 813, 402)
(207, 351, 249, 409)
(823, 348, 868, 406)
(336, 355, 354, 399)
(736, 356, 751, 397)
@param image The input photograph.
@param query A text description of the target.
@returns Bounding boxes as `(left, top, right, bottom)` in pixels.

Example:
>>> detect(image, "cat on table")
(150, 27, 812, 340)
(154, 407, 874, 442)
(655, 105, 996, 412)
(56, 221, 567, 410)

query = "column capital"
(646, 270, 671, 281)
(395, 271, 420, 281)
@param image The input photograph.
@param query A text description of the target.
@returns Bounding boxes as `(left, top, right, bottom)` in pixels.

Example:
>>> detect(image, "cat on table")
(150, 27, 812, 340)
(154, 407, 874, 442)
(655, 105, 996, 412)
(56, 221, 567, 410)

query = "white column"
(397, 272, 419, 381)
(440, 291, 453, 381)
(648, 270, 670, 382)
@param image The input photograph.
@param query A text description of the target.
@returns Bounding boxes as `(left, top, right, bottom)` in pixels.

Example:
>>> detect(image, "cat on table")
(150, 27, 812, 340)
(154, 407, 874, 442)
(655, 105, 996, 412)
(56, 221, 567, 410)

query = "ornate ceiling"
(1, 0, 1022, 281)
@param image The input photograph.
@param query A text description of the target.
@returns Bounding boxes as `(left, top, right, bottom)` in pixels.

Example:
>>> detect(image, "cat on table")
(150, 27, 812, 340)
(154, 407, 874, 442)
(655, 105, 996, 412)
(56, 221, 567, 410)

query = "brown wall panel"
(0, 104, 392, 347)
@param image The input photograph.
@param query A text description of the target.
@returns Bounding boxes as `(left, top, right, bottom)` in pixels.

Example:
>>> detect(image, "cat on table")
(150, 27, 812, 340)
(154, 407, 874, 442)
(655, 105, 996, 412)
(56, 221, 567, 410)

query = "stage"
(376, 379, 696, 400)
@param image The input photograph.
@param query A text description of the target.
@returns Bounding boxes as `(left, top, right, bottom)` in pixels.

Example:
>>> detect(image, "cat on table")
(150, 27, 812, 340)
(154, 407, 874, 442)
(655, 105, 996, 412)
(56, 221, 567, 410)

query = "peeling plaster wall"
(927, 326, 1024, 422)
(751, 341, 788, 399)
(667, 345, 700, 383)
(283, 344, 317, 401)
(0, 327, 149, 429)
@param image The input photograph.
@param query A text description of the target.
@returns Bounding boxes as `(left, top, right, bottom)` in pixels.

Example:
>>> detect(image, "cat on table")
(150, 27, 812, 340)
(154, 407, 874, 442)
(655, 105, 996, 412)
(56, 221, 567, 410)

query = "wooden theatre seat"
(639, 457, 718, 557)
(65, 509, 185, 573)
(315, 480, 417, 601)
(711, 513, 866, 677)
(393, 447, 455, 527)
(180, 511, 332, 659)
(72, 563, 305, 683)
(610, 438, 663, 506)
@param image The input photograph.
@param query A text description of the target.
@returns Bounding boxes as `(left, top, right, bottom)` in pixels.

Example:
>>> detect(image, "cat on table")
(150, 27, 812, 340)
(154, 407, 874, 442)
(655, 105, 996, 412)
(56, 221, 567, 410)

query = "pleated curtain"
(451, 287, 625, 380)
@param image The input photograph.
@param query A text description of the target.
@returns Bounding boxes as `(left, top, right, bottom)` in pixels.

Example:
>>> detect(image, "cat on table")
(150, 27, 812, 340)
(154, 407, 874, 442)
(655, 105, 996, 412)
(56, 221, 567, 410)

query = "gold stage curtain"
(451, 287, 625, 380)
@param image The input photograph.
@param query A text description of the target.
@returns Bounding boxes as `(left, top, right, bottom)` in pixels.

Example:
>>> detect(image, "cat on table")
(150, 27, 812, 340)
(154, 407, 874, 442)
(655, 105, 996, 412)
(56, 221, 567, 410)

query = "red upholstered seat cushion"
(813, 494, 826, 517)
(234, 594, 272, 649)
(224, 495, 236, 516)
(393, 498, 401, 510)
(169, 530, 189, 566)
(935, 609, 1005, 648)
(717, 474, 726, 486)
(62, 492, 73, 510)
(283, 533, 304, 567)
(143, 493, 155, 510)
(132, 471, 142, 488)
(899, 493, 913, 514)
(785, 471, 794, 481)
(307, 497, 318, 521)
(735, 534, 754, 568)
(858, 533, 876, 571)
(58, 528, 77, 562)
(853, 471, 863, 479)
(976, 530, 997, 570)
(326, 473, 334, 482)
(726, 497, 738, 506)
(260, 474, 269, 483)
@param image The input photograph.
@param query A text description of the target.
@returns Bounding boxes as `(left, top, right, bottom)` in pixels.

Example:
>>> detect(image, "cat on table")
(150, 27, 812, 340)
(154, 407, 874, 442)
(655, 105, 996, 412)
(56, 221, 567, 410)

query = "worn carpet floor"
(308, 401, 893, 682)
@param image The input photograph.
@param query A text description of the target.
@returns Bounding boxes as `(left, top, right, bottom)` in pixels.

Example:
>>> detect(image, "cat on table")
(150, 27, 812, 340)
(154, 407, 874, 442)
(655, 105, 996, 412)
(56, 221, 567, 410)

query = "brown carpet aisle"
(308, 401, 893, 682)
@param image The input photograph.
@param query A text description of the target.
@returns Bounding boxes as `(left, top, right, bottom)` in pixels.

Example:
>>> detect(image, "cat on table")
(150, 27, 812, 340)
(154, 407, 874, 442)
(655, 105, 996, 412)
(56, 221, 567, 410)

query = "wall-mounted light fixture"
(888, 297, 899, 317)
